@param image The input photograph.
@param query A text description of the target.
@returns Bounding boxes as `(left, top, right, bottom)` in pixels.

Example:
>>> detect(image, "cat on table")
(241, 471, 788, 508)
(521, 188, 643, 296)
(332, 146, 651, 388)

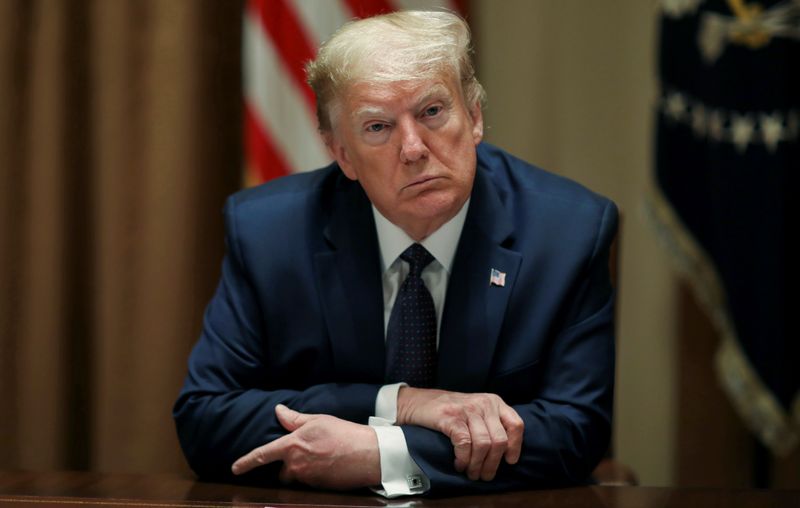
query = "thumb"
(275, 404, 309, 432)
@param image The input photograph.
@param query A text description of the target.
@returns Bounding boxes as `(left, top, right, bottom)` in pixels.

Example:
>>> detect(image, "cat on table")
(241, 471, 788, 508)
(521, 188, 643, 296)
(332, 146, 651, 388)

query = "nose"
(398, 118, 428, 164)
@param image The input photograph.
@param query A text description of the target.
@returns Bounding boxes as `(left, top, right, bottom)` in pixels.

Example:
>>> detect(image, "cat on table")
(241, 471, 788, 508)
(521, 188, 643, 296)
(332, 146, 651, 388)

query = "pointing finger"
(231, 434, 290, 475)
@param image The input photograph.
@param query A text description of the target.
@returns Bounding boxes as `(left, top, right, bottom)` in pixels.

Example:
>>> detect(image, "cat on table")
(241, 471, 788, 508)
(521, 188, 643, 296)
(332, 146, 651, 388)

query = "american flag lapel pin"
(489, 268, 506, 287)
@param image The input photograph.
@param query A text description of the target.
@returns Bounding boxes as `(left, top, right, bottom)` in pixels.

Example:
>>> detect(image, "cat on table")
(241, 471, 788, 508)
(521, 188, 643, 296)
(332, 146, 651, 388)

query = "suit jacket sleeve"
(403, 199, 618, 495)
(172, 195, 381, 483)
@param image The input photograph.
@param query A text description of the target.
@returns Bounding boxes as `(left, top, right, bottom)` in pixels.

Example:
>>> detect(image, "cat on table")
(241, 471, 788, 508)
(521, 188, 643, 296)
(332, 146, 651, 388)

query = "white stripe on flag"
(291, 0, 353, 47)
(243, 12, 330, 174)
(394, 0, 458, 12)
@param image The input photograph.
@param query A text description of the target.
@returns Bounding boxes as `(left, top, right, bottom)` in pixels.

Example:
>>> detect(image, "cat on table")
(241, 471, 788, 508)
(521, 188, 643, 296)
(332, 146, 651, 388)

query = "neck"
(373, 197, 470, 243)
(401, 220, 443, 242)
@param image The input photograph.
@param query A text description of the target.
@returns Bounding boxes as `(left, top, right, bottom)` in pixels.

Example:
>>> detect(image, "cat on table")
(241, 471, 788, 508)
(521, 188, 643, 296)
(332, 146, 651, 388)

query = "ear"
(324, 131, 358, 181)
(469, 103, 484, 145)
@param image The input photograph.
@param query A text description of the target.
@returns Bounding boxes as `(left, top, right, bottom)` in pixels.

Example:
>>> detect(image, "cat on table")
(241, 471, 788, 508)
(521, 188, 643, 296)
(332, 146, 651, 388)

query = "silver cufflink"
(406, 474, 424, 490)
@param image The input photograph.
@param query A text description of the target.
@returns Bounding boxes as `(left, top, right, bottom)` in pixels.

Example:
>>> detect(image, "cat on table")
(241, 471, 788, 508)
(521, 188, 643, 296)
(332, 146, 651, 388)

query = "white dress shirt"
(368, 200, 469, 498)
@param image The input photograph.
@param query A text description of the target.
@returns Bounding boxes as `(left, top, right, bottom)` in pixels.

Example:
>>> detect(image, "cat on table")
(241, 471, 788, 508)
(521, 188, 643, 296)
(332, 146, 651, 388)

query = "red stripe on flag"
(248, 0, 317, 112)
(244, 102, 291, 182)
(451, 0, 468, 16)
(343, 0, 395, 19)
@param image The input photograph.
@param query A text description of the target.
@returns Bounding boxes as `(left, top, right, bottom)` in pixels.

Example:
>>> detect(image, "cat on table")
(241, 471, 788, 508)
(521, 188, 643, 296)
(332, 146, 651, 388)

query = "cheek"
(444, 117, 478, 148)
(440, 129, 477, 165)
(360, 165, 396, 199)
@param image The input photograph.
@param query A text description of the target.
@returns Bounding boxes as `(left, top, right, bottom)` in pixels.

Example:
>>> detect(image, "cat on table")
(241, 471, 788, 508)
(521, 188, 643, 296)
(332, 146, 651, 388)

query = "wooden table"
(1, 471, 799, 507)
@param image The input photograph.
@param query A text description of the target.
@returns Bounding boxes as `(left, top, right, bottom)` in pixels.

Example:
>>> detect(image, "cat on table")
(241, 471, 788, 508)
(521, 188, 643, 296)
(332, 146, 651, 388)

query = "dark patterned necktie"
(385, 243, 437, 388)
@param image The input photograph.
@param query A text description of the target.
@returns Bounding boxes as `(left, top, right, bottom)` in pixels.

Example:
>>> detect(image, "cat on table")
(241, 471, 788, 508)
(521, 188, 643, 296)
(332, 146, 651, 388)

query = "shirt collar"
(372, 199, 470, 274)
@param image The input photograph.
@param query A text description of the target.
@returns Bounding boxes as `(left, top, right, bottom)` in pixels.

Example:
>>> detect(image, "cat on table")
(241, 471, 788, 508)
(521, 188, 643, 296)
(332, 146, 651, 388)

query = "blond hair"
(306, 10, 486, 131)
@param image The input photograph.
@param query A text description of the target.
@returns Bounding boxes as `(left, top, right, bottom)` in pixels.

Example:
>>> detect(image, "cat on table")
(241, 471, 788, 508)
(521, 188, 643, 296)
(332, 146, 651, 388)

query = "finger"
(499, 406, 525, 465)
(275, 404, 310, 432)
(480, 407, 509, 481)
(231, 435, 290, 475)
(445, 419, 472, 473)
(278, 463, 294, 485)
(466, 414, 491, 481)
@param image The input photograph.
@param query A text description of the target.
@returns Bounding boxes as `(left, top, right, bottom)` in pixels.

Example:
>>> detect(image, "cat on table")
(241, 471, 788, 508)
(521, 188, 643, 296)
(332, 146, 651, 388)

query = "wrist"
(395, 385, 414, 425)
(396, 386, 443, 426)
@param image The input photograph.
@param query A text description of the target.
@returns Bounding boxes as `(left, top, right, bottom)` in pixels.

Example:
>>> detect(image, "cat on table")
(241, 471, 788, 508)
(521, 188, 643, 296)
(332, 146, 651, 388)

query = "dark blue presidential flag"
(650, 0, 799, 455)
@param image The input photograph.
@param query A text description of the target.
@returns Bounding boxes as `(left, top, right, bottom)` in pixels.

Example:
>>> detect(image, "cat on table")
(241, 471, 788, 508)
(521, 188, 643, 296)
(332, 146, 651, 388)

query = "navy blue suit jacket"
(173, 143, 618, 495)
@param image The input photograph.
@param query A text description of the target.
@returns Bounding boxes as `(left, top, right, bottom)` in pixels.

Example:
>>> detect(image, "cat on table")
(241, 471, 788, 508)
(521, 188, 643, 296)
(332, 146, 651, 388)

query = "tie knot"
(400, 243, 435, 277)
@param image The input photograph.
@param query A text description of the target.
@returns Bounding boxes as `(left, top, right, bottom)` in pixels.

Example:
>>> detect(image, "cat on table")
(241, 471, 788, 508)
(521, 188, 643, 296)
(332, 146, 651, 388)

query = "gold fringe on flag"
(644, 184, 800, 456)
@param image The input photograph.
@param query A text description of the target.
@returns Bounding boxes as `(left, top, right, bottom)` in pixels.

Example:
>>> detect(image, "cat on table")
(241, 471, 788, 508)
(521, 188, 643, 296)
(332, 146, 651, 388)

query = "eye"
(366, 123, 386, 133)
(423, 105, 442, 117)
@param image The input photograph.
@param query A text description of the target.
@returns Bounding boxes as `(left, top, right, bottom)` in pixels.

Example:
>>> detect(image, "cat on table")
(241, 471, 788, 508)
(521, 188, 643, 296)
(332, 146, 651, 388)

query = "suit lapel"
(437, 168, 522, 392)
(314, 177, 386, 383)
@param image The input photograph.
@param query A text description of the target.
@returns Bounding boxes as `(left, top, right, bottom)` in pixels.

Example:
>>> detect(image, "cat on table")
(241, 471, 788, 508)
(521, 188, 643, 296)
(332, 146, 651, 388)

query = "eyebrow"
(352, 106, 388, 121)
(351, 84, 453, 122)
(413, 84, 452, 109)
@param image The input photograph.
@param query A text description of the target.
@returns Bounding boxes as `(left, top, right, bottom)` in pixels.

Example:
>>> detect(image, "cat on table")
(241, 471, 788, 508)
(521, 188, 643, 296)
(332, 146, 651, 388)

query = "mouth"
(404, 175, 442, 189)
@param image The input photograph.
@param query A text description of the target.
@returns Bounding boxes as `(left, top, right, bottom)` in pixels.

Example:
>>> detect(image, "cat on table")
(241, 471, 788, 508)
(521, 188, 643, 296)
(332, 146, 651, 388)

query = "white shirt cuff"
(369, 419, 429, 497)
(370, 383, 429, 497)
(375, 382, 406, 422)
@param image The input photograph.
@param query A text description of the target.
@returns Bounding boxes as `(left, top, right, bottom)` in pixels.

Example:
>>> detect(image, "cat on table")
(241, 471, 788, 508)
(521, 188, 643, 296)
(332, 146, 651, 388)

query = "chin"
(408, 193, 462, 223)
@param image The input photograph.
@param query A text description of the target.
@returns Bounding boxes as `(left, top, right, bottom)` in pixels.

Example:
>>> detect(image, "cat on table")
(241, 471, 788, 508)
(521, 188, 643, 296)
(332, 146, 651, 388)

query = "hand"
(231, 404, 381, 489)
(396, 387, 524, 481)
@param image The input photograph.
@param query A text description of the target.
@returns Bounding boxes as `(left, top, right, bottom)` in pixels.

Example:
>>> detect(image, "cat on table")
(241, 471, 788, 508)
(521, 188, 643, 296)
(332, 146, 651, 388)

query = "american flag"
(489, 268, 506, 287)
(243, 0, 467, 186)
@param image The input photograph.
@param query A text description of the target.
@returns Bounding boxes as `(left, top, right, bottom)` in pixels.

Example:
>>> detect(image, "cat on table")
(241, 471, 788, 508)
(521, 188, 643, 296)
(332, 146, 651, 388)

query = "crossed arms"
(173, 194, 616, 495)
(172, 256, 534, 492)
(229, 389, 525, 488)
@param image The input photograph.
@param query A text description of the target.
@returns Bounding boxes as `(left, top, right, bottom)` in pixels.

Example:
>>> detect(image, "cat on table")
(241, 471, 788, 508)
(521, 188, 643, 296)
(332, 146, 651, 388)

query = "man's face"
(326, 76, 483, 241)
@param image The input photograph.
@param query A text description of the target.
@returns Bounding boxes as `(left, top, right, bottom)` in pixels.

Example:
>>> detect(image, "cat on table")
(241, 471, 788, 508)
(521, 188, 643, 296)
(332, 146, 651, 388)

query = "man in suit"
(173, 10, 617, 497)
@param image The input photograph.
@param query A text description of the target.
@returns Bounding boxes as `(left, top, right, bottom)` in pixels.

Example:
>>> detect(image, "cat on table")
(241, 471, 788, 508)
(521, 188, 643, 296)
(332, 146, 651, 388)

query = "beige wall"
(473, 0, 677, 485)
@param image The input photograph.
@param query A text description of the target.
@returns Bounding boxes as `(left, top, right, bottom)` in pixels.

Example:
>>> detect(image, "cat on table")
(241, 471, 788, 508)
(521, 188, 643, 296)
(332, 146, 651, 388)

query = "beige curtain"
(0, 0, 242, 474)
